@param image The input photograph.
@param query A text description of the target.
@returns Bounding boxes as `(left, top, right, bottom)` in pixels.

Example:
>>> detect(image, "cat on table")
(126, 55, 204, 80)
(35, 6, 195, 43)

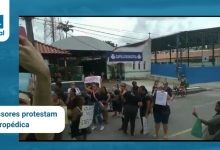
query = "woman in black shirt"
(122, 86, 141, 136)
(139, 86, 152, 134)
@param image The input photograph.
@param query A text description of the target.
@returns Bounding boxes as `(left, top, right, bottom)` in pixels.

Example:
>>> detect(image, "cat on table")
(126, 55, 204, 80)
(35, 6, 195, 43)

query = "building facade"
(107, 39, 151, 80)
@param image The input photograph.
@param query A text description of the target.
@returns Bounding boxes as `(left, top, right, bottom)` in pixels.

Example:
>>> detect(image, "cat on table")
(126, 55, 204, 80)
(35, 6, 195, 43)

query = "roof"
(114, 39, 150, 52)
(34, 41, 71, 56)
(117, 39, 149, 48)
(51, 36, 114, 51)
(152, 27, 220, 52)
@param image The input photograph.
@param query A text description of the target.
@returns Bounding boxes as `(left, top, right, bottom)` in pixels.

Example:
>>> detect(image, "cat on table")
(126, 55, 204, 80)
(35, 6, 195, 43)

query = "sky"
(19, 17, 220, 46)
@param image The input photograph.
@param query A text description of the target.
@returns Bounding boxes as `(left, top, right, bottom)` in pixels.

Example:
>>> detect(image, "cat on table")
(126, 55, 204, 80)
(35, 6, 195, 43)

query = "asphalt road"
(62, 89, 220, 141)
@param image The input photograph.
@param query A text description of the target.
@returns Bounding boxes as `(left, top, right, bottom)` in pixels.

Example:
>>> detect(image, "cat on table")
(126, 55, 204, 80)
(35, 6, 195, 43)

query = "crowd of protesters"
(19, 35, 220, 141)
(51, 76, 177, 139)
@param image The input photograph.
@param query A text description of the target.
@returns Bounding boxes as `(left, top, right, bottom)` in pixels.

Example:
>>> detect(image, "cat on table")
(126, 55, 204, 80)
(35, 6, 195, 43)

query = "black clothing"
(70, 111, 87, 139)
(122, 91, 141, 135)
(123, 105, 138, 135)
(153, 87, 172, 124)
(123, 91, 140, 107)
(165, 87, 173, 97)
(140, 94, 152, 117)
(139, 93, 152, 130)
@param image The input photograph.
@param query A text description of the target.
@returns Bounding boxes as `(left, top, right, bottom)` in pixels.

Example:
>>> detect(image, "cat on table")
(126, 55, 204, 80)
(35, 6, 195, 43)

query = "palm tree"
(57, 21, 74, 38)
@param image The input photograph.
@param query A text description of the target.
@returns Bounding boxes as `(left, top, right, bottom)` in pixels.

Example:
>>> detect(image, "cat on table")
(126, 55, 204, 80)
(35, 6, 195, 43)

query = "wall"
(151, 64, 186, 78)
(186, 66, 220, 84)
(151, 64, 220, 84)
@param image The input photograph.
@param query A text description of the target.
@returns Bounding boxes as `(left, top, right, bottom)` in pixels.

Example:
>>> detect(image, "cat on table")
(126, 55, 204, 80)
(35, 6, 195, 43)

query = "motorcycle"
(173, 86, 186, 97)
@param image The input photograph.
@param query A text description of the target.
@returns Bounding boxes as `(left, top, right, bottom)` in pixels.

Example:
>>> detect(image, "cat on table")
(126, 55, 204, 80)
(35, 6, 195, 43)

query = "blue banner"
(109, 52, 142, 61)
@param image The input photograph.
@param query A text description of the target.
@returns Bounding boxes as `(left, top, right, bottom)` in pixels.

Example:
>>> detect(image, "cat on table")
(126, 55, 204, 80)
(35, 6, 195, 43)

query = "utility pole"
(51, 17, 55, 42)
(176, 34, 180, 79)
(24, 17, 34, 44)
(186, 31, 190, 67)
(148, 32, 151, 38)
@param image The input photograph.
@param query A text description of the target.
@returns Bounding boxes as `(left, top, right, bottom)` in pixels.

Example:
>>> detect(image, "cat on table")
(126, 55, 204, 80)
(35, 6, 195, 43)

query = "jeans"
(93, 102, 103, 126)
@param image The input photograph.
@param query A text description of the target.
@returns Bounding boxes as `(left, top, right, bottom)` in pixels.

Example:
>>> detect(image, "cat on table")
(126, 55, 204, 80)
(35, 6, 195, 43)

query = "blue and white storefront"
(107, 39, 151, 80)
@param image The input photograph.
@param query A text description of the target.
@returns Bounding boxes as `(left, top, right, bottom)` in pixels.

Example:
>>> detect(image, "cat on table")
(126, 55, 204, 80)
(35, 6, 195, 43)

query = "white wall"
(107, 39, 151, 80)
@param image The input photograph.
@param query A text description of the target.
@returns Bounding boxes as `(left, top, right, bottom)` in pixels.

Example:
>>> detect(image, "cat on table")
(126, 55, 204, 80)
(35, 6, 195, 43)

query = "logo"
(0, 0, 10, 42)
(137, 54, 142, 59)
(111, 54, 116, 60)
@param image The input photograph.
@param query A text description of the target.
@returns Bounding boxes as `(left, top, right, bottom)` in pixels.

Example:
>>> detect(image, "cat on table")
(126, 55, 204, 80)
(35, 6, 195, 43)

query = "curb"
(186, 87, 207, 94)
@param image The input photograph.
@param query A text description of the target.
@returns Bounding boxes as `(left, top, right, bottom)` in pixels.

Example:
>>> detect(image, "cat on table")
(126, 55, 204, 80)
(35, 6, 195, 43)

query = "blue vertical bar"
(0, 15, 3, 29)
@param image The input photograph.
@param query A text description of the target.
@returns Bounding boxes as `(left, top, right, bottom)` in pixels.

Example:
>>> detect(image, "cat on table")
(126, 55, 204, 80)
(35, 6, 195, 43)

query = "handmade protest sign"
(84, 76, 101, 87)
(79, 105, 94, 129)
(155, 91, 168, 106)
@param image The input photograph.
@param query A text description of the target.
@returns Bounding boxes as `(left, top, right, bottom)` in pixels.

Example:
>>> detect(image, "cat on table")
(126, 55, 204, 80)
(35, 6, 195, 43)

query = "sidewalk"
(104, 79, 220, 94)
(123, 79, 220, 94)
(191, 82, 220, 90)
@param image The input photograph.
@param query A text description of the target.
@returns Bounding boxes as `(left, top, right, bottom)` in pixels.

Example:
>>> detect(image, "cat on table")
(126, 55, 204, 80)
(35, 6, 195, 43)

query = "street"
(62, 88, 220, 141)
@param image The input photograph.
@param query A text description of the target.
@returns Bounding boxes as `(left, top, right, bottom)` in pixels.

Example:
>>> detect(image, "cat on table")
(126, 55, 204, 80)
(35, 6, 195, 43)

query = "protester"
(86, 83, 104, 131)
(111, 89, 122, 117)
(118, 83, 127, 130)
(53, 71, 62, 82)
(70, 96, 87, 140)
(138, 86, 152, 134)
(122, 85, 142, 136)
(132, 81, 139, 90)
(152, 83, 174, 139)
(99, 86, 111, 124)
(193, 101, 220, 140)
(51, 91, 66, 140)
(19, 35, 53, 140)
(54, 81, 65, 101)
(66, 87, 76, 106)
(68, 83, 81, 96)
(163, 82, 173, 98)
(51, 91, 66, 106)
(152, 80, 159, 95)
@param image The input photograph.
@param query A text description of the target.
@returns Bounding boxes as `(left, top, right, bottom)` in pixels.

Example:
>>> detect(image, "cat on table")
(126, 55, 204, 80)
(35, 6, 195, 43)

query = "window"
(138, 62, 141, 70)
(143, 61, 146, 70)
(133, 61, 135, 70)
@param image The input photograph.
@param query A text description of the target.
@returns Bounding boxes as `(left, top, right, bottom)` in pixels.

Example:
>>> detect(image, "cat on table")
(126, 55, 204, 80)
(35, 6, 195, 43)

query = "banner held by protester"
(155, 91, 168, 106)
(79, 105, 94, 129)
(84, 76, 102, 87)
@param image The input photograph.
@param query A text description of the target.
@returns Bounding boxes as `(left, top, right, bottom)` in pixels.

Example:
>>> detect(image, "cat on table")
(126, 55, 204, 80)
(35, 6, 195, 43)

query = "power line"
(35, 17, 146, 35)
(68, 21, 148, 35)
(34, 17, 146, 41)
(74, 26, 144, 40)
(22, 18, 109, 51)
(33, 19, 141, 45)
(74, 29, 137, 42)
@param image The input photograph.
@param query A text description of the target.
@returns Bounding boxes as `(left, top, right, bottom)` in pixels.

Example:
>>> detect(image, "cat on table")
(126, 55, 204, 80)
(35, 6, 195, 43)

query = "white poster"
(79, 105, 94, 129)
(142, 117, 149, 135)
(84, 76, 101, 87)
(155, 91, 168, 106)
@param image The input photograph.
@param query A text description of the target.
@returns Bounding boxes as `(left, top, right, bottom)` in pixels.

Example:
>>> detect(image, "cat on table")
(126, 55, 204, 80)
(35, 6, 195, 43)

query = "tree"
(104, 41, 117, 47)
(57, 21, 74, 38)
